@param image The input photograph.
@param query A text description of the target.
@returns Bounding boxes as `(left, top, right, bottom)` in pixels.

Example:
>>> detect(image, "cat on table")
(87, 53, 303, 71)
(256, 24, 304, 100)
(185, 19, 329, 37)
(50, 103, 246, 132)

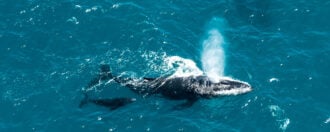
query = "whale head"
(211, 77, 252, 95)
(192, 76, 252, 96)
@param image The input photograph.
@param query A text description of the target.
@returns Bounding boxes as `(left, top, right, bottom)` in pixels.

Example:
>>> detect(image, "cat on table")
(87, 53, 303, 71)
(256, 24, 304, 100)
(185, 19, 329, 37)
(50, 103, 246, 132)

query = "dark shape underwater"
(79, 93, 136, 110)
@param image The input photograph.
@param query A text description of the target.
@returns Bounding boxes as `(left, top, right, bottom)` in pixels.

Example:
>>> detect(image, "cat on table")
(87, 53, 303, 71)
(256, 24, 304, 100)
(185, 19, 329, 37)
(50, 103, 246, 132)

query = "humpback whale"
(79, 93, 136, 110)
(80, 64, 252, 109)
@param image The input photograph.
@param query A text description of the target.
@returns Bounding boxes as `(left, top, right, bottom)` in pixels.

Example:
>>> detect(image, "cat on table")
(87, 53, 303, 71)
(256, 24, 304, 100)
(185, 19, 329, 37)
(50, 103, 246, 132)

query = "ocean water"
(1, 0, 330, 131)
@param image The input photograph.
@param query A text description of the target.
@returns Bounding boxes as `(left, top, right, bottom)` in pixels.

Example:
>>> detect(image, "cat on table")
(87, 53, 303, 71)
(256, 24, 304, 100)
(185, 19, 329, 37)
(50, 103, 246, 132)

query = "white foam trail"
(269, 105, 290, 131)
(201, 29, 225, 83)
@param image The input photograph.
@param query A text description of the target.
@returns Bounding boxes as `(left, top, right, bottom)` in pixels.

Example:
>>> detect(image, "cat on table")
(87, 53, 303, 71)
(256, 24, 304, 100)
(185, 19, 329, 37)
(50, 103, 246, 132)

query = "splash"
(164, 56, 203, 78)
(139, 51, 203, 77)
(201, 18, 227, 82)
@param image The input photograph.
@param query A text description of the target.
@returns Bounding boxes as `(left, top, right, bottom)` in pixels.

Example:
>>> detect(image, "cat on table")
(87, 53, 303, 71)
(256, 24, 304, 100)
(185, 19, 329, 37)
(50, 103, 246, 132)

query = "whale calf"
(79, 93, 136, 110)
(80, 64, 252, 109)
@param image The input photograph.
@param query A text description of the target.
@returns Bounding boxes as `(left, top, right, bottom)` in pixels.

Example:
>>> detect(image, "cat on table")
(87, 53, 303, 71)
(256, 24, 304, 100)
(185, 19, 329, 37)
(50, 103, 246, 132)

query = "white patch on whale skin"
(213, 87, 252, 95)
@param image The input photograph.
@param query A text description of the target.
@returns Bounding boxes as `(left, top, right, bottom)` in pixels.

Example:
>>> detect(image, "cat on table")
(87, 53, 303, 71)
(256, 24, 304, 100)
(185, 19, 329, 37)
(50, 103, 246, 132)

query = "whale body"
(80, 64, 252, 109)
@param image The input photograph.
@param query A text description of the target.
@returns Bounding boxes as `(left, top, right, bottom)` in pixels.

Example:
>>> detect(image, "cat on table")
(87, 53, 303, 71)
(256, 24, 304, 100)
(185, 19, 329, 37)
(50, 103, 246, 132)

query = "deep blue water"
(1, 0, 330, 131)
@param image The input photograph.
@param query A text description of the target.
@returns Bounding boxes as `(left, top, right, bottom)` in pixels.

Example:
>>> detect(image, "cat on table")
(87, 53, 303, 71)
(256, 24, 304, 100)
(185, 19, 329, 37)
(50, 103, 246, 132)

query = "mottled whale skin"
(80, 64, 252, 109)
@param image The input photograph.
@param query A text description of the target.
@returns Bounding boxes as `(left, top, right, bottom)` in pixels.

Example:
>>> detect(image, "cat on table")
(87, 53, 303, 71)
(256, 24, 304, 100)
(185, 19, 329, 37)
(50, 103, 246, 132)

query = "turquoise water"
(1, 0, 330, 131)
